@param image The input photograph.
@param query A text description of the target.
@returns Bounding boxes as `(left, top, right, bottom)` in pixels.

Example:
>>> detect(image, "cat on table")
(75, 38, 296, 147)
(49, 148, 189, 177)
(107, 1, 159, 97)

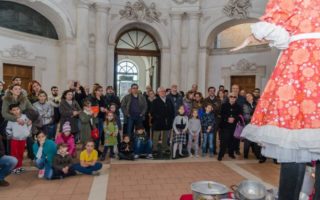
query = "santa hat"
(62, 122, 71, 133)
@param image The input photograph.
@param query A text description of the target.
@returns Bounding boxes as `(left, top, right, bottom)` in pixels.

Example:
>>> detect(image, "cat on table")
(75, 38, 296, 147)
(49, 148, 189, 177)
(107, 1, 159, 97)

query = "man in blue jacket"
(0, 135, 17, 186)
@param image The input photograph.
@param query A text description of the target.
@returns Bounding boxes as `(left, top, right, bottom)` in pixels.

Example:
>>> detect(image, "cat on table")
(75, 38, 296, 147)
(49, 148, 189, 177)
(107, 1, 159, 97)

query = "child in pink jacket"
(55, 122, 76, 157)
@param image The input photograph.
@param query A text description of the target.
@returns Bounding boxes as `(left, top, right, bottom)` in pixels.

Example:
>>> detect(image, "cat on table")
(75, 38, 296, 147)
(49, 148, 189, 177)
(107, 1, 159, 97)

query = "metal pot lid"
(191, 181, 229, 195)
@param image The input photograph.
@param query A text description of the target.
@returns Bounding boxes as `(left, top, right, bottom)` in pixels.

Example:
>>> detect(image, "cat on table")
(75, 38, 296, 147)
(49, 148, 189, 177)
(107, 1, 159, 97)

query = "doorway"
(3, 63, 33, 90)
(115, 29, 160, 99)
(231, 75, 256, 93)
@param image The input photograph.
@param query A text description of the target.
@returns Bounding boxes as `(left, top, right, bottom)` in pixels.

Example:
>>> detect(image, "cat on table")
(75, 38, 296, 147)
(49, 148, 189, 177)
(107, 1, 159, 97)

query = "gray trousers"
(152, 130, 170, 152)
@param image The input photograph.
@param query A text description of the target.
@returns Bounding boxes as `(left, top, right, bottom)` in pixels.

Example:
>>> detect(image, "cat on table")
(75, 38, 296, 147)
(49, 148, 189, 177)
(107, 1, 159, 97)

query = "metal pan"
(191, 181, 229, 200)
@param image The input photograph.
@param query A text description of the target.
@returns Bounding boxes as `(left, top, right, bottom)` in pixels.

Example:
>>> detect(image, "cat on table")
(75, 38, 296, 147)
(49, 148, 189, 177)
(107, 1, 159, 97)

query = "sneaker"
(100, 156, 106, 161)
(0, 180, 9, 187)
(134, 155, 139, 159)
(146, 154, 153, 159)
(18, 167, 26, 173)
(92, 171, 100, 176)
(189, 154, 193, 158)
(12, 169, 21, 175)
(38, 169, 45, 178)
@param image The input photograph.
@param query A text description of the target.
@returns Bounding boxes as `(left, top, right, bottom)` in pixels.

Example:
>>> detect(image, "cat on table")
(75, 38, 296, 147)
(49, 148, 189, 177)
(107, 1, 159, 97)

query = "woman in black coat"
(59, 90, 81, 141)
(218, 93, 242, 161)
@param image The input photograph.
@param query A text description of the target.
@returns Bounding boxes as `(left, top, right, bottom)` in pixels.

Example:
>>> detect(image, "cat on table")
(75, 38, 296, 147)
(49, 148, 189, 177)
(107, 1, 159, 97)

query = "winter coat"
(33, 139, 57, 165)
(59, 99, 81, 133)
(203, 96, 222, 118)
(33, 101, 54, 126)
(2, 92, 34, 122)
(79, 111, 98, 144)
(167, 93, 183, 116)
(52, 153, 73, 171)
(55, 134, 76, 157)
(121, 93, 147, 117)
(243, 101, 257, 125)
(6, 114, 31, 140)
(87, 95, 107, 119)
(220, 102, 242, 129)
(150, 97, 174, 131)
(200, 112, 215, 133)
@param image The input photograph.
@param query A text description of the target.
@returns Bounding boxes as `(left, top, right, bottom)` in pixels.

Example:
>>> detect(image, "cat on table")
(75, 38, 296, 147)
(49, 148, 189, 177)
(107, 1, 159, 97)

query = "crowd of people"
(0, 76, 265, 187)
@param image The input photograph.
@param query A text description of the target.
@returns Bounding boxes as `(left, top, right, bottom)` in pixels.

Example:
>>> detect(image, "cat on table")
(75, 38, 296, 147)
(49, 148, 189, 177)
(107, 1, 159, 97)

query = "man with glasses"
(150, 87, 174, 158)
(218, 93, 242, 161)
(121, 84, 147, 138)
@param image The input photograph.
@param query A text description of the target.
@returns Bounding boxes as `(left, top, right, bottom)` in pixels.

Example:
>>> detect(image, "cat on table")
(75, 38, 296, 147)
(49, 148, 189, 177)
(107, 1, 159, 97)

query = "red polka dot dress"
(242, 0, 320, 162)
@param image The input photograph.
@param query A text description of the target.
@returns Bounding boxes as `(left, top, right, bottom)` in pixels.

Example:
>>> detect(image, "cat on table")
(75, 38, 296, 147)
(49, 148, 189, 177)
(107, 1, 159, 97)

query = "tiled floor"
(0, 156, 281, 200)
(107, 161, 246, 200)
(0, 170, 93, 200)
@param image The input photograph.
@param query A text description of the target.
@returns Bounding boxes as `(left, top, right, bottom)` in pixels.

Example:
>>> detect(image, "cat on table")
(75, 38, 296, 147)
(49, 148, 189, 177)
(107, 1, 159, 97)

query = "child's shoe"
(134, 155, 139, 159)
(146, 154, 153, 159)
(18, 167, 26, 173)
(12, 169, 21, 175)
(38, 169, 45, 178)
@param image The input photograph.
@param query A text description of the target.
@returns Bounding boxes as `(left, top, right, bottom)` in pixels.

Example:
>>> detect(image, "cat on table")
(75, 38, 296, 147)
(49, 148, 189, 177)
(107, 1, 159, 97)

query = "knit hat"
(62, 122, 71, 133)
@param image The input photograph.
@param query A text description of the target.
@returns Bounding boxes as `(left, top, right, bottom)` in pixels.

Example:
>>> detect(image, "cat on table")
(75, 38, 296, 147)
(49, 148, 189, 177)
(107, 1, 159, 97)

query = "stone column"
(76, 0, 90, 85)
(198, 47, 209, 94)
(161, 47, 171, 88)
(60, 39, 76, 89)
(95, 2, 110, 87)
(106, 44, 115, 87)
(170, 12, 183, 86)
(187, 11, 200, 90)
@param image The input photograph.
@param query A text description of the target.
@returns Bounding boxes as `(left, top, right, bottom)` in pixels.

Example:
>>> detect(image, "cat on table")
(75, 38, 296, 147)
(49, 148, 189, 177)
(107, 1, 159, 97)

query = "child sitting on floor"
(73, 140, 102, 176)
(133, 124, 153, 159)
(52, 143, 76, 179)
(119, 135, 134, 160)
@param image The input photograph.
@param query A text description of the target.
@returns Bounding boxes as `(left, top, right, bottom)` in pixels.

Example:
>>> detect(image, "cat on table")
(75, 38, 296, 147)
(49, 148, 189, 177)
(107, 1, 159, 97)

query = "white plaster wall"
(208, 49, 280, 91)
(0, 29, 61, 92)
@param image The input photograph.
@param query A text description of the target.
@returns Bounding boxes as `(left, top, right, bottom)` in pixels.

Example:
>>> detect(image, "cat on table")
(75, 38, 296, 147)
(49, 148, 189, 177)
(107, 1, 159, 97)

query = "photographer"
(69, 81, 87, 108)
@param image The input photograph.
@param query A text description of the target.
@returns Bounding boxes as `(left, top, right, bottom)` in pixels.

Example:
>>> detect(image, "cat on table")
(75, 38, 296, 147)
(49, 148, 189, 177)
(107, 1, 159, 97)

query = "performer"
(231, 0, 320, 199)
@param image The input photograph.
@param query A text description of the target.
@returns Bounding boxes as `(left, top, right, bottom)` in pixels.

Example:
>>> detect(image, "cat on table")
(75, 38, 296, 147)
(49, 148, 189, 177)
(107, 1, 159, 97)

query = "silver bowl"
(232, 180, 267, 200)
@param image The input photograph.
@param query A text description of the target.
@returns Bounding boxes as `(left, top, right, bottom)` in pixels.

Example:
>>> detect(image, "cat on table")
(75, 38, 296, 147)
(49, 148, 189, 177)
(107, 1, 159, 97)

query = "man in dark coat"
(104, 86, 121, 115)
(150, 87, 174, 158)
(166, 84, 183, 117)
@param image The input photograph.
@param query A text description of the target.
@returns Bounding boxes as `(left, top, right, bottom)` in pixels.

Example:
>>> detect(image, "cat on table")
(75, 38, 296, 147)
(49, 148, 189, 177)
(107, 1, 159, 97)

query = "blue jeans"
(134, 138, 152, 155)
(202, 133, 214, 155)
(34, 158, 53, 179)
(127, 116, 143, 138)
(43, 124, 57, 140)
(73, 163, 102, 175)
(0, 155, 17, 180)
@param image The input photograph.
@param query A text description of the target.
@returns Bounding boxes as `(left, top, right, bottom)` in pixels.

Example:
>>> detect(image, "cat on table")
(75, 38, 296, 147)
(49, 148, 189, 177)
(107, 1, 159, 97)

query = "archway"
(114, 29, 161, 98)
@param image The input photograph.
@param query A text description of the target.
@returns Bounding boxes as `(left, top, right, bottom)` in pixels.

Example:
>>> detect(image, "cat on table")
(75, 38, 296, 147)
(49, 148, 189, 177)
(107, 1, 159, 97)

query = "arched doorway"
(114, 29, 161, 98)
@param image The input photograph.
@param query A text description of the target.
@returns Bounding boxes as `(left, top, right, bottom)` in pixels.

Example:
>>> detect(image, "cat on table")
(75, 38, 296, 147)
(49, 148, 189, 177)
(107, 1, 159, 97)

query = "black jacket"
(220, 102, 242, 129)
(119, 142, 133, 154)
(87, 95, 107, 119)
(150, 97, 174, 131)
(243, 101, 257, 124)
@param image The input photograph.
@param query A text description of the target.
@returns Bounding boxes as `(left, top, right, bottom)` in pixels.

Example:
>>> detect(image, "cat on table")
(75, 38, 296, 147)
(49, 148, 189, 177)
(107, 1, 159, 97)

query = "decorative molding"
(119, 0, 161, 23)
(230, 58, 256, 72)
(4, 45, 32, 59)
(172, 0, 198, 4)
(223, 0, 251, 19)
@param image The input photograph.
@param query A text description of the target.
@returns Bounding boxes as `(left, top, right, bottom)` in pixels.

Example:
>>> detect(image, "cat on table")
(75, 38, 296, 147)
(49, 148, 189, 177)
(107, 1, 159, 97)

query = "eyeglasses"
(229, 96, 237, 99)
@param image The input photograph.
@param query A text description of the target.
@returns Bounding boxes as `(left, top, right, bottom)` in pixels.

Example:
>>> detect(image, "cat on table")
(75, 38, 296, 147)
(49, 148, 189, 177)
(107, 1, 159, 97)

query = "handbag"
(89, 119, 99, 140)
(234, 115, 245, 139)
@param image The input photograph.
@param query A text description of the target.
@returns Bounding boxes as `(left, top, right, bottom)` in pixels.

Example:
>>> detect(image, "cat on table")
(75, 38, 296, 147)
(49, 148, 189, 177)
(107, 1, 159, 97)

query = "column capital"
(169, 11, 184, 20)
(77, 0, 92, 9)
(95, 2, 111, 13)
(187, 11, 201, 19)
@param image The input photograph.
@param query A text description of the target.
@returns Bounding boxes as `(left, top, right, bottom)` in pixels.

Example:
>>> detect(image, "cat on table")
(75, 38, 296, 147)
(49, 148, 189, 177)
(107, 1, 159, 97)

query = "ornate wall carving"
(223, 0, 251, 19)
(119, 0, 161, 23)
(230, 58, 256, 72)
(4, 44, 32, 59)
(172, 0, 198, 4)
